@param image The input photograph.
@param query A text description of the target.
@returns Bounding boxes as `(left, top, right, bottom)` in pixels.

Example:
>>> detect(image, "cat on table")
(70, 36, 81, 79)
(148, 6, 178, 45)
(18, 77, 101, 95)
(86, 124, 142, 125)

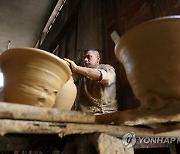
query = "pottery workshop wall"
(40, 0, 102, 65)
(40, 0, 180, 111)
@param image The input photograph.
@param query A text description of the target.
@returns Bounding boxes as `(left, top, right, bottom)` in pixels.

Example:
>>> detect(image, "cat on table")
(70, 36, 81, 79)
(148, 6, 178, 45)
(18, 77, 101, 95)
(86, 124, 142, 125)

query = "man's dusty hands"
(64, 58, 77, 72)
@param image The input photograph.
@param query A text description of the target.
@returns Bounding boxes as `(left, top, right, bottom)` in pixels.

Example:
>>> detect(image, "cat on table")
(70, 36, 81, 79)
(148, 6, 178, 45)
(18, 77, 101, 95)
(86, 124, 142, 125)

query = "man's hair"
(83, 49, 100, 57)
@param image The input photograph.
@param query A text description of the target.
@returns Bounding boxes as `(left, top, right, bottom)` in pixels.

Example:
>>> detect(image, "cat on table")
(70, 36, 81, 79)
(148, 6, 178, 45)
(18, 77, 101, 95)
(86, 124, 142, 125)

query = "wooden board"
(0, 119, 180, 137)
(0, 102, 179, 137)
(0, 102, 95, 123)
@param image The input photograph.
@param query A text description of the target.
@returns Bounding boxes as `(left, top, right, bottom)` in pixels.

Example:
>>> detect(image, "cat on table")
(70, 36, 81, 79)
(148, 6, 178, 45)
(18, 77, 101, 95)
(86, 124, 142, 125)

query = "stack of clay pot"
(0, 47, 77, 110)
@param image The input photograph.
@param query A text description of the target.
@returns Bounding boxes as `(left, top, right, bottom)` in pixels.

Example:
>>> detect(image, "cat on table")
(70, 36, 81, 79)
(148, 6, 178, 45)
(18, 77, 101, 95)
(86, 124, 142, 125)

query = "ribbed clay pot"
(0, 47, 71, 107)
(53, 76, 77, 110)
(113, 16, 180, 109)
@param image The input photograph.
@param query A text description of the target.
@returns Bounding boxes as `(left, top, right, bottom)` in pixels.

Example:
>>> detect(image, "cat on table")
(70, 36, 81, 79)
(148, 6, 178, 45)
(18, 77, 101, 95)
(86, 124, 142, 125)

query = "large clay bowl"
(114, 16, 180, 109)
(0, 47, 71, 107)
(53, 76, 77, 110)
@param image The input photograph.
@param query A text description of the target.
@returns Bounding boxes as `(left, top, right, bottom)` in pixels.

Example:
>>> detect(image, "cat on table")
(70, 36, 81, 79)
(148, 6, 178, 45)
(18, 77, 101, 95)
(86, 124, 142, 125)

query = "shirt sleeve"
(97, 64, 116, 86)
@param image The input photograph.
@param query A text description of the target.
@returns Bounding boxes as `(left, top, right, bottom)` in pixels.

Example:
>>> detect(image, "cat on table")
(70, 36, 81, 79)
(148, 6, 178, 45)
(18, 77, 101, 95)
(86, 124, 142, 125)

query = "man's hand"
(64, 58, 77, 73)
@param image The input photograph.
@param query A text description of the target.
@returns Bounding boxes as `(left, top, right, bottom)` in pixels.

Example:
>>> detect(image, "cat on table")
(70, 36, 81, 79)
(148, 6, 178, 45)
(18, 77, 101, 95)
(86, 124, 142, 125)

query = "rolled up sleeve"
(97, 65, 116, 86)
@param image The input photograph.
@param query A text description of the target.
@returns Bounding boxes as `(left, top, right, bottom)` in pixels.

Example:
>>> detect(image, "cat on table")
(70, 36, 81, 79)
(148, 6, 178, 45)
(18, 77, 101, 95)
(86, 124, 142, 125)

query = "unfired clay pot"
(96, 16, 180, 126)
(0, 47, 71, 107)
(53, 76, 77, 110)
(113, 16, 180, 110)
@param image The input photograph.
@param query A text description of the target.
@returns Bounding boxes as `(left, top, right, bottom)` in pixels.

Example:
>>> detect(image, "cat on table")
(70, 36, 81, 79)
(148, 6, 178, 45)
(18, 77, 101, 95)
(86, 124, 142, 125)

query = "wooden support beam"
(40, 0, 80, 52)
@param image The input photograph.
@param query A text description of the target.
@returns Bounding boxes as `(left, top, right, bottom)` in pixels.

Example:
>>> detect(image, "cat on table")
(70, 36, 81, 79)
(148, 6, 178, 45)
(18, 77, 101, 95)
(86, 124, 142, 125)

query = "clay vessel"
(53, 76, 77, 110)
(0, 47, 71, 107)
(112, 16, 180, 110)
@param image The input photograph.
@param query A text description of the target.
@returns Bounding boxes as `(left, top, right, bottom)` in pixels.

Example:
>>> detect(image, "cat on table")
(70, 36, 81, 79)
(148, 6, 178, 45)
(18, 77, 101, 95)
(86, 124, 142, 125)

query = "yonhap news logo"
(122, 132, 136, 148)
(122, 132, 180, 148)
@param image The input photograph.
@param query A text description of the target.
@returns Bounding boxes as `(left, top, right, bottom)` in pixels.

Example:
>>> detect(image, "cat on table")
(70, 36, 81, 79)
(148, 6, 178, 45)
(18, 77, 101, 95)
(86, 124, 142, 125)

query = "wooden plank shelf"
(0, 102, 179, 153)
(0, 102, 179, 137)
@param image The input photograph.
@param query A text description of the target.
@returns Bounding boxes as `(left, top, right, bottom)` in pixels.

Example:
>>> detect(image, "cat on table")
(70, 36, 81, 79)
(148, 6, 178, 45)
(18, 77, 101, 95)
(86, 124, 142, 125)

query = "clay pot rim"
(133, 15, 180, 28)
(0, 47, 71, 78)
(114, 15, 180, 56)
(119, 15, 180, 40)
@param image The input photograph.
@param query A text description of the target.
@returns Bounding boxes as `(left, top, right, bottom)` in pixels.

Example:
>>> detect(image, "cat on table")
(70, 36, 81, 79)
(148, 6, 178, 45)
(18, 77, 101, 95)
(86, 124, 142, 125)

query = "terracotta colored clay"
(53, 76, 77, 110)
(0, 47, 71, 107)
(113, 16, 180, 109)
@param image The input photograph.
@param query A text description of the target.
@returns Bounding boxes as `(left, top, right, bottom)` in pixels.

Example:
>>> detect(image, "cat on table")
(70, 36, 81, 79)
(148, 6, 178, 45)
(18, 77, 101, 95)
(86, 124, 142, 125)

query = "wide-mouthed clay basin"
(53, 76, 77, 110)
(0, 47, 71, 107)
(113, 16, 180, 109)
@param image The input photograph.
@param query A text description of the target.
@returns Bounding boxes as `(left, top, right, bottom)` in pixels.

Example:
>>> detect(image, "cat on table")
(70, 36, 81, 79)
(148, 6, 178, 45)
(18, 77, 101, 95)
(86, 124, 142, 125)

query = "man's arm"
(76, 66, 102, 81)
(64, 58, 101, 81)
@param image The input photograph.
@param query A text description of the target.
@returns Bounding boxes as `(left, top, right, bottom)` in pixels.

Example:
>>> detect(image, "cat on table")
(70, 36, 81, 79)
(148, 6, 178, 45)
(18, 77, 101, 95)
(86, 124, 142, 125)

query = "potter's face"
(83, 50, 100, 68)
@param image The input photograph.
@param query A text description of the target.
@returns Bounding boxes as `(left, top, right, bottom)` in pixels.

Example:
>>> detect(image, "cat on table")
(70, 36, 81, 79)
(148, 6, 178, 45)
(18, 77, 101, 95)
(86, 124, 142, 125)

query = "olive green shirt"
(74, 64, 118, 114)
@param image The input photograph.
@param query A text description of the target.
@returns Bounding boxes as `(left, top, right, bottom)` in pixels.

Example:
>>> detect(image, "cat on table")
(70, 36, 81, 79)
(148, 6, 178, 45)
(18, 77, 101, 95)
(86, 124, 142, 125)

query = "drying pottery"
(113, 16, 180, 109)
(53, 76, 77, 110)
(0, 47, 71, 107)
(96, 16, 180, 126)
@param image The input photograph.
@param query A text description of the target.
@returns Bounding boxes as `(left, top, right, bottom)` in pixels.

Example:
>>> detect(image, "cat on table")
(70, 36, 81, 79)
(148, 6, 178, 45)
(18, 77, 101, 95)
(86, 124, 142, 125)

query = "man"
(64, 49, 118, 115)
